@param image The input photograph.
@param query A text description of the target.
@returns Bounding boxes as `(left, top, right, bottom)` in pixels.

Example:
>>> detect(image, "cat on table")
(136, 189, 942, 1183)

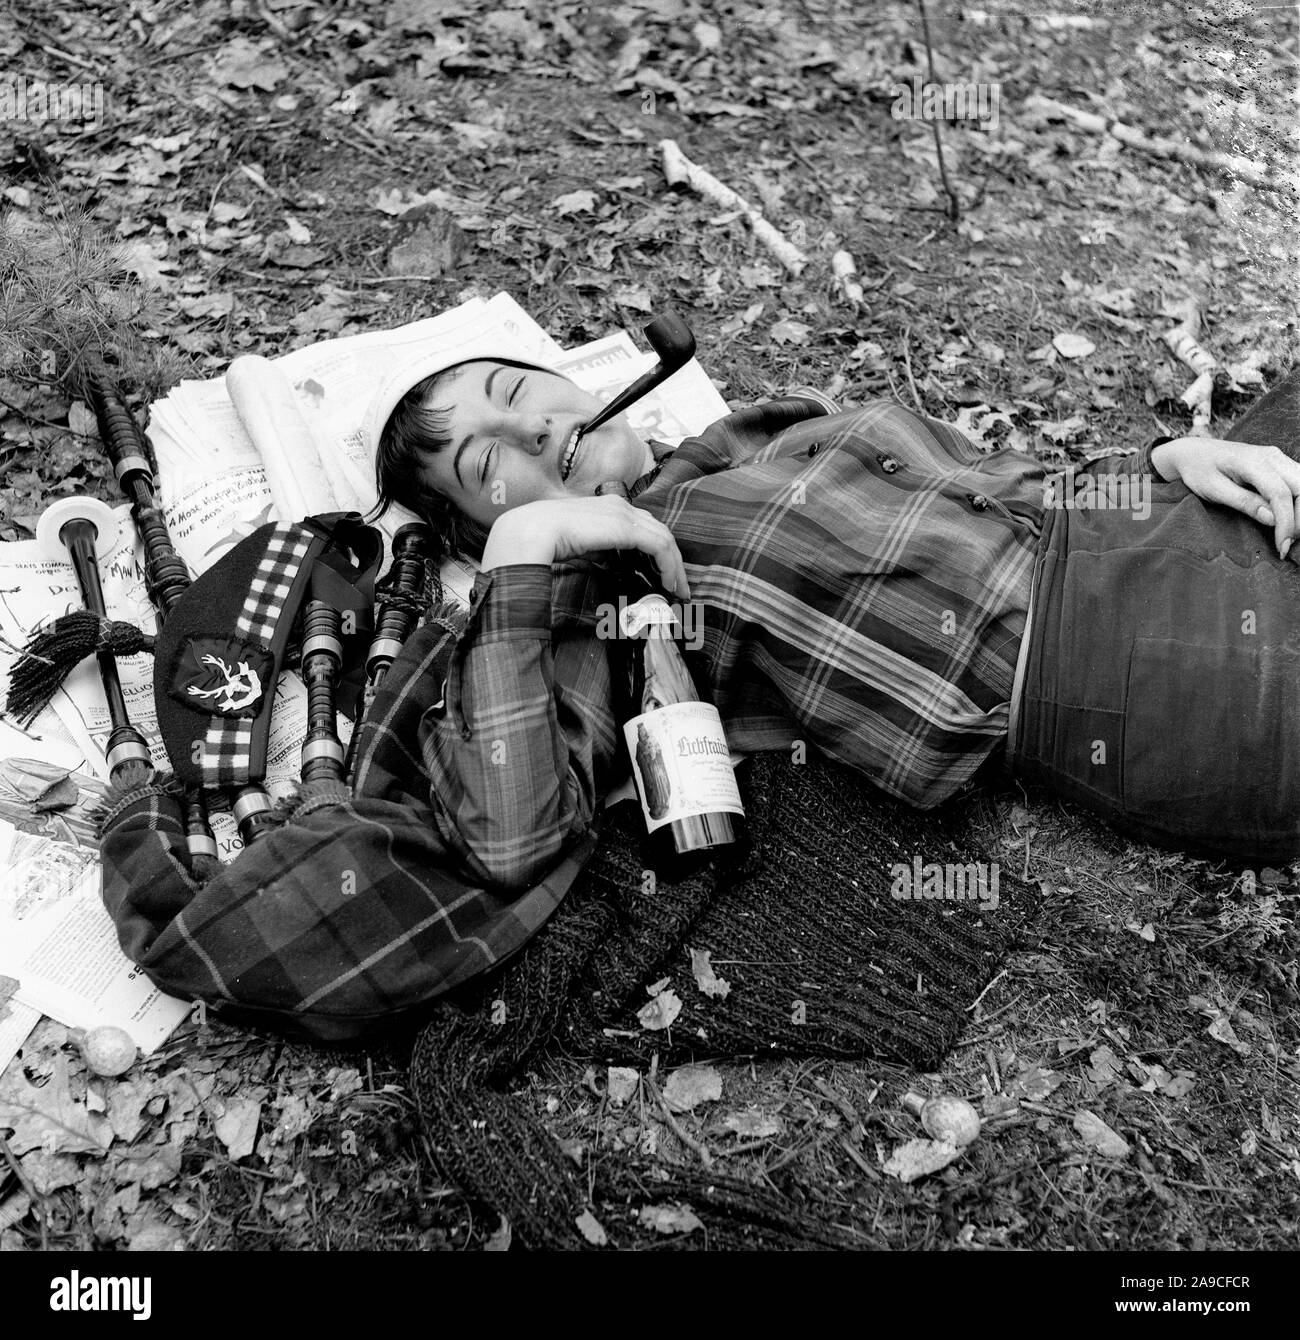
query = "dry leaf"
(771, 318, 811, 346)
(606, 1067, 639, 1107)
(662, 1064, 722, 1113)
(213, 1096, 263, 1160)
(214, 38, 289, 92)
(1086, 1046, 1122, 1089)
(1005, 1066, 1065, 1102)
(575, 1209, 608, 1245)
(484, 1215, 512, 1251)
(1073, 1110, 1130, 1159)
(1053, 332, 1096, 358)
(883, 1137, 963, 1182)
(551, 190, 597, 216)
(637, 990, 682, 1032)
(689, 948, 731, 999)
(0, 1053, 113, 1156)
(1206, 1014, 1251, 1056)
(639, 1203, 703, 1235)
(721, 1110, 784, 1139)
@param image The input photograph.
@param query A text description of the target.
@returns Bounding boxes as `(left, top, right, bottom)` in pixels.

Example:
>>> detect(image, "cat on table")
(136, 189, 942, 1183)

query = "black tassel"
(5, 610, 155, 724)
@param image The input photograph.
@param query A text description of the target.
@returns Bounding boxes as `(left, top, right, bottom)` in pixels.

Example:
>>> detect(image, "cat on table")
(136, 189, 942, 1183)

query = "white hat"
(360, 334, 564, 461)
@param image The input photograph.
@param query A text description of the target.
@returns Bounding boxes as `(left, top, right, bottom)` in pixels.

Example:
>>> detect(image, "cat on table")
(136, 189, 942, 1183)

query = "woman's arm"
(421, 497, 689, 892)
(1150, 437, 1300, 560)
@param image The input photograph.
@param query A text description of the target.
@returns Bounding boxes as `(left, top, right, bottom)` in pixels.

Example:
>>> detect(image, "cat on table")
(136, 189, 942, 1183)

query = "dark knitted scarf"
(410, 750, 1035, 1250)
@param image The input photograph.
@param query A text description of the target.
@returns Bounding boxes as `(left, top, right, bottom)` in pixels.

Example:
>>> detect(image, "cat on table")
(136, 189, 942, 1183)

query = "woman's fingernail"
(1283, 539, 1292, 561)
(1259, 507, 1275, 525)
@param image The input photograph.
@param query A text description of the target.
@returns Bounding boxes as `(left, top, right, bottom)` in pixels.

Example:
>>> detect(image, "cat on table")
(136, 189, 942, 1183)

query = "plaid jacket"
(418, 396, 1049, 894)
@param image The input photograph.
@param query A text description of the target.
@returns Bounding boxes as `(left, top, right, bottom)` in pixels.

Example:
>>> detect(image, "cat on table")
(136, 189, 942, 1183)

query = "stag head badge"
(167, 636, 275, 719)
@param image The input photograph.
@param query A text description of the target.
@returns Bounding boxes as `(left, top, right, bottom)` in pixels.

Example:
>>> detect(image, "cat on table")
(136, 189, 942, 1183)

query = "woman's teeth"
(560, 428, 582, 481)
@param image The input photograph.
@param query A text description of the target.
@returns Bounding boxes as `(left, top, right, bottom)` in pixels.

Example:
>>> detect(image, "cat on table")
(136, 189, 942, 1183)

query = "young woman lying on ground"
(362, 346, 1300, 889)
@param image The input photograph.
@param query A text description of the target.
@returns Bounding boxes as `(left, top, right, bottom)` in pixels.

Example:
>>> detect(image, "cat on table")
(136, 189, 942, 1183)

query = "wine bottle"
(619, 591, 747, 879)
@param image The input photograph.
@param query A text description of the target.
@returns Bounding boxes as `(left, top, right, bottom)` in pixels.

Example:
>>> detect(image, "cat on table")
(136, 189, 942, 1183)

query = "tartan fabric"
(100, 612, 598, 1041)
(633, 397, 1049, 807)
(199, 525, 313, 787)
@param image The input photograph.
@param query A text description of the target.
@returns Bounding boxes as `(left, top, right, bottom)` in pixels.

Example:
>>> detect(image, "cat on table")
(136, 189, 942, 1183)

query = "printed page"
(0, 821, 189, 1053)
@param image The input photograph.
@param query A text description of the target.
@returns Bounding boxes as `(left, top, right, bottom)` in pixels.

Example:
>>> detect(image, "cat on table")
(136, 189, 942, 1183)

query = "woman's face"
(417, 360, 654, 528)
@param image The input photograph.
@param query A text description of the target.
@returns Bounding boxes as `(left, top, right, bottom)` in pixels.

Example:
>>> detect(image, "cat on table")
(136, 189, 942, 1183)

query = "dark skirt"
(1010, 369, 1300, 865)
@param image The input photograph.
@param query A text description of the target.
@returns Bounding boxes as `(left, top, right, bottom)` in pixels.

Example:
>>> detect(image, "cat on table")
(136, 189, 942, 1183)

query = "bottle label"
(623, 702, 745, 834)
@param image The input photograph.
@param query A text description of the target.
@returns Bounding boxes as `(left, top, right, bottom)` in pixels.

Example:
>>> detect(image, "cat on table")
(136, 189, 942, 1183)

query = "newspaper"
(0, 820, 189, 1053)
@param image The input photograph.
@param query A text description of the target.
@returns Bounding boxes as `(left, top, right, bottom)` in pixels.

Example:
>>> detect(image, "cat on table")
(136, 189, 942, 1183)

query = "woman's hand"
(479, 495, 692, 598)
(1151, 437, 1300, 560)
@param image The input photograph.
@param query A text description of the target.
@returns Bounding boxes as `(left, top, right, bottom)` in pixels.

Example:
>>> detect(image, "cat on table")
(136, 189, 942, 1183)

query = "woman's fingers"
(1226, 453, 1299, 557)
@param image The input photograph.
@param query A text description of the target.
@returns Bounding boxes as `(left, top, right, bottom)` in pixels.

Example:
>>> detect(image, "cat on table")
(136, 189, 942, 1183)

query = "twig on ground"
(1024, 95, 1297, 196)
(831, 250, 865, 307)
(915, 0, 961, 223)
(901, 327, 924, 410)
(659, 139, 808, 276)
(644, 1075, 712, 1167)
(967, 968, 1008, 1013)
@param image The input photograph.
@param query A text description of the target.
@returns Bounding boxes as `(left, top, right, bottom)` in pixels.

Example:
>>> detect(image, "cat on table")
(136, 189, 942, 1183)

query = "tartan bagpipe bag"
(98, 513, 594, 1042)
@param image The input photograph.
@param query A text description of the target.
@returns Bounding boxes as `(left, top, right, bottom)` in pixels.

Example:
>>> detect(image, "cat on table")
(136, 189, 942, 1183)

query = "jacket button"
(969, 493, 989, 510)
(807, 442, 822, 456)
(878, 454, 899, 473)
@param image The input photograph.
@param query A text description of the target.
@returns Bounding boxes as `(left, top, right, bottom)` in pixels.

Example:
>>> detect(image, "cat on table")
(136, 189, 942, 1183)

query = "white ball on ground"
(82, 1025, 138, 1077)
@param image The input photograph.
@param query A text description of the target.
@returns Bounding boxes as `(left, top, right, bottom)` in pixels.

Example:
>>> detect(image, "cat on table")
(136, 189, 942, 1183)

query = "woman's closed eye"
(508, 374, 526, 405)
(480, 444, 495, 487)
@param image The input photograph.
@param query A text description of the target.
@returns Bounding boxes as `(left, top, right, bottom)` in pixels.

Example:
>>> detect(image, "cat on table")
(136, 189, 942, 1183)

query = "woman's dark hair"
(370, 365, 490, 564)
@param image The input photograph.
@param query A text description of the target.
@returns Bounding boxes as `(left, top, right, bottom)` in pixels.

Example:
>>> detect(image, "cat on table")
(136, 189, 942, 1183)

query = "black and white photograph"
(0, 0, 1296, 1297)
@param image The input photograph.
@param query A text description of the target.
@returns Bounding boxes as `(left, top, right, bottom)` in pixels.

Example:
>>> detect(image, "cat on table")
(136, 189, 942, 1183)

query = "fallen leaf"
(213, 1096, 262, 1160)
(1160, 1073, 1196, 1100)
(689, 948, 731, 999)
(1207, 1014, 1251, 1056)
(637, 990, 682, 1031)
(1073, 1109, 1130, 1159)
(721, 1110, 784, 1139)
(1053, 332, 1096, 358)
(883, 1137, 963, 1182)
(606, 1067, 639, 1107)
(639, 1203, 703, 1235)
(484, 1215, 512, 1251)
(1124, 920, 1156, 942)
(18, 1148, 80, 1194)
(271, 245, 328, 269)
(214, 38, 289, 92)
(1087, 1046, 1123, 1088)
(575, 1208, 608, 1245)
(551, 189, 597, 216)
(771, 318, 811, 346)
(1005, 1066, 1065, 1102)
(1039, 415, 1087, 444)
(661, 1064, 722, 1113)
(0, 1053, 113, 1156)
(387, 217, 464, 277)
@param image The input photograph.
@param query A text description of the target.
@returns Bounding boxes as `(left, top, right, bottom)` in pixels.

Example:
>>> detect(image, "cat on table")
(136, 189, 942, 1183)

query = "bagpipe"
(3, 318, 697, 1041)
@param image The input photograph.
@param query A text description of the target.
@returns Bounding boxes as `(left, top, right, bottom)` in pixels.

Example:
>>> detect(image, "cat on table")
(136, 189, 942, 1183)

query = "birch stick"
(1025, 95, 1295, 195)
(660, 139, 809, 276)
